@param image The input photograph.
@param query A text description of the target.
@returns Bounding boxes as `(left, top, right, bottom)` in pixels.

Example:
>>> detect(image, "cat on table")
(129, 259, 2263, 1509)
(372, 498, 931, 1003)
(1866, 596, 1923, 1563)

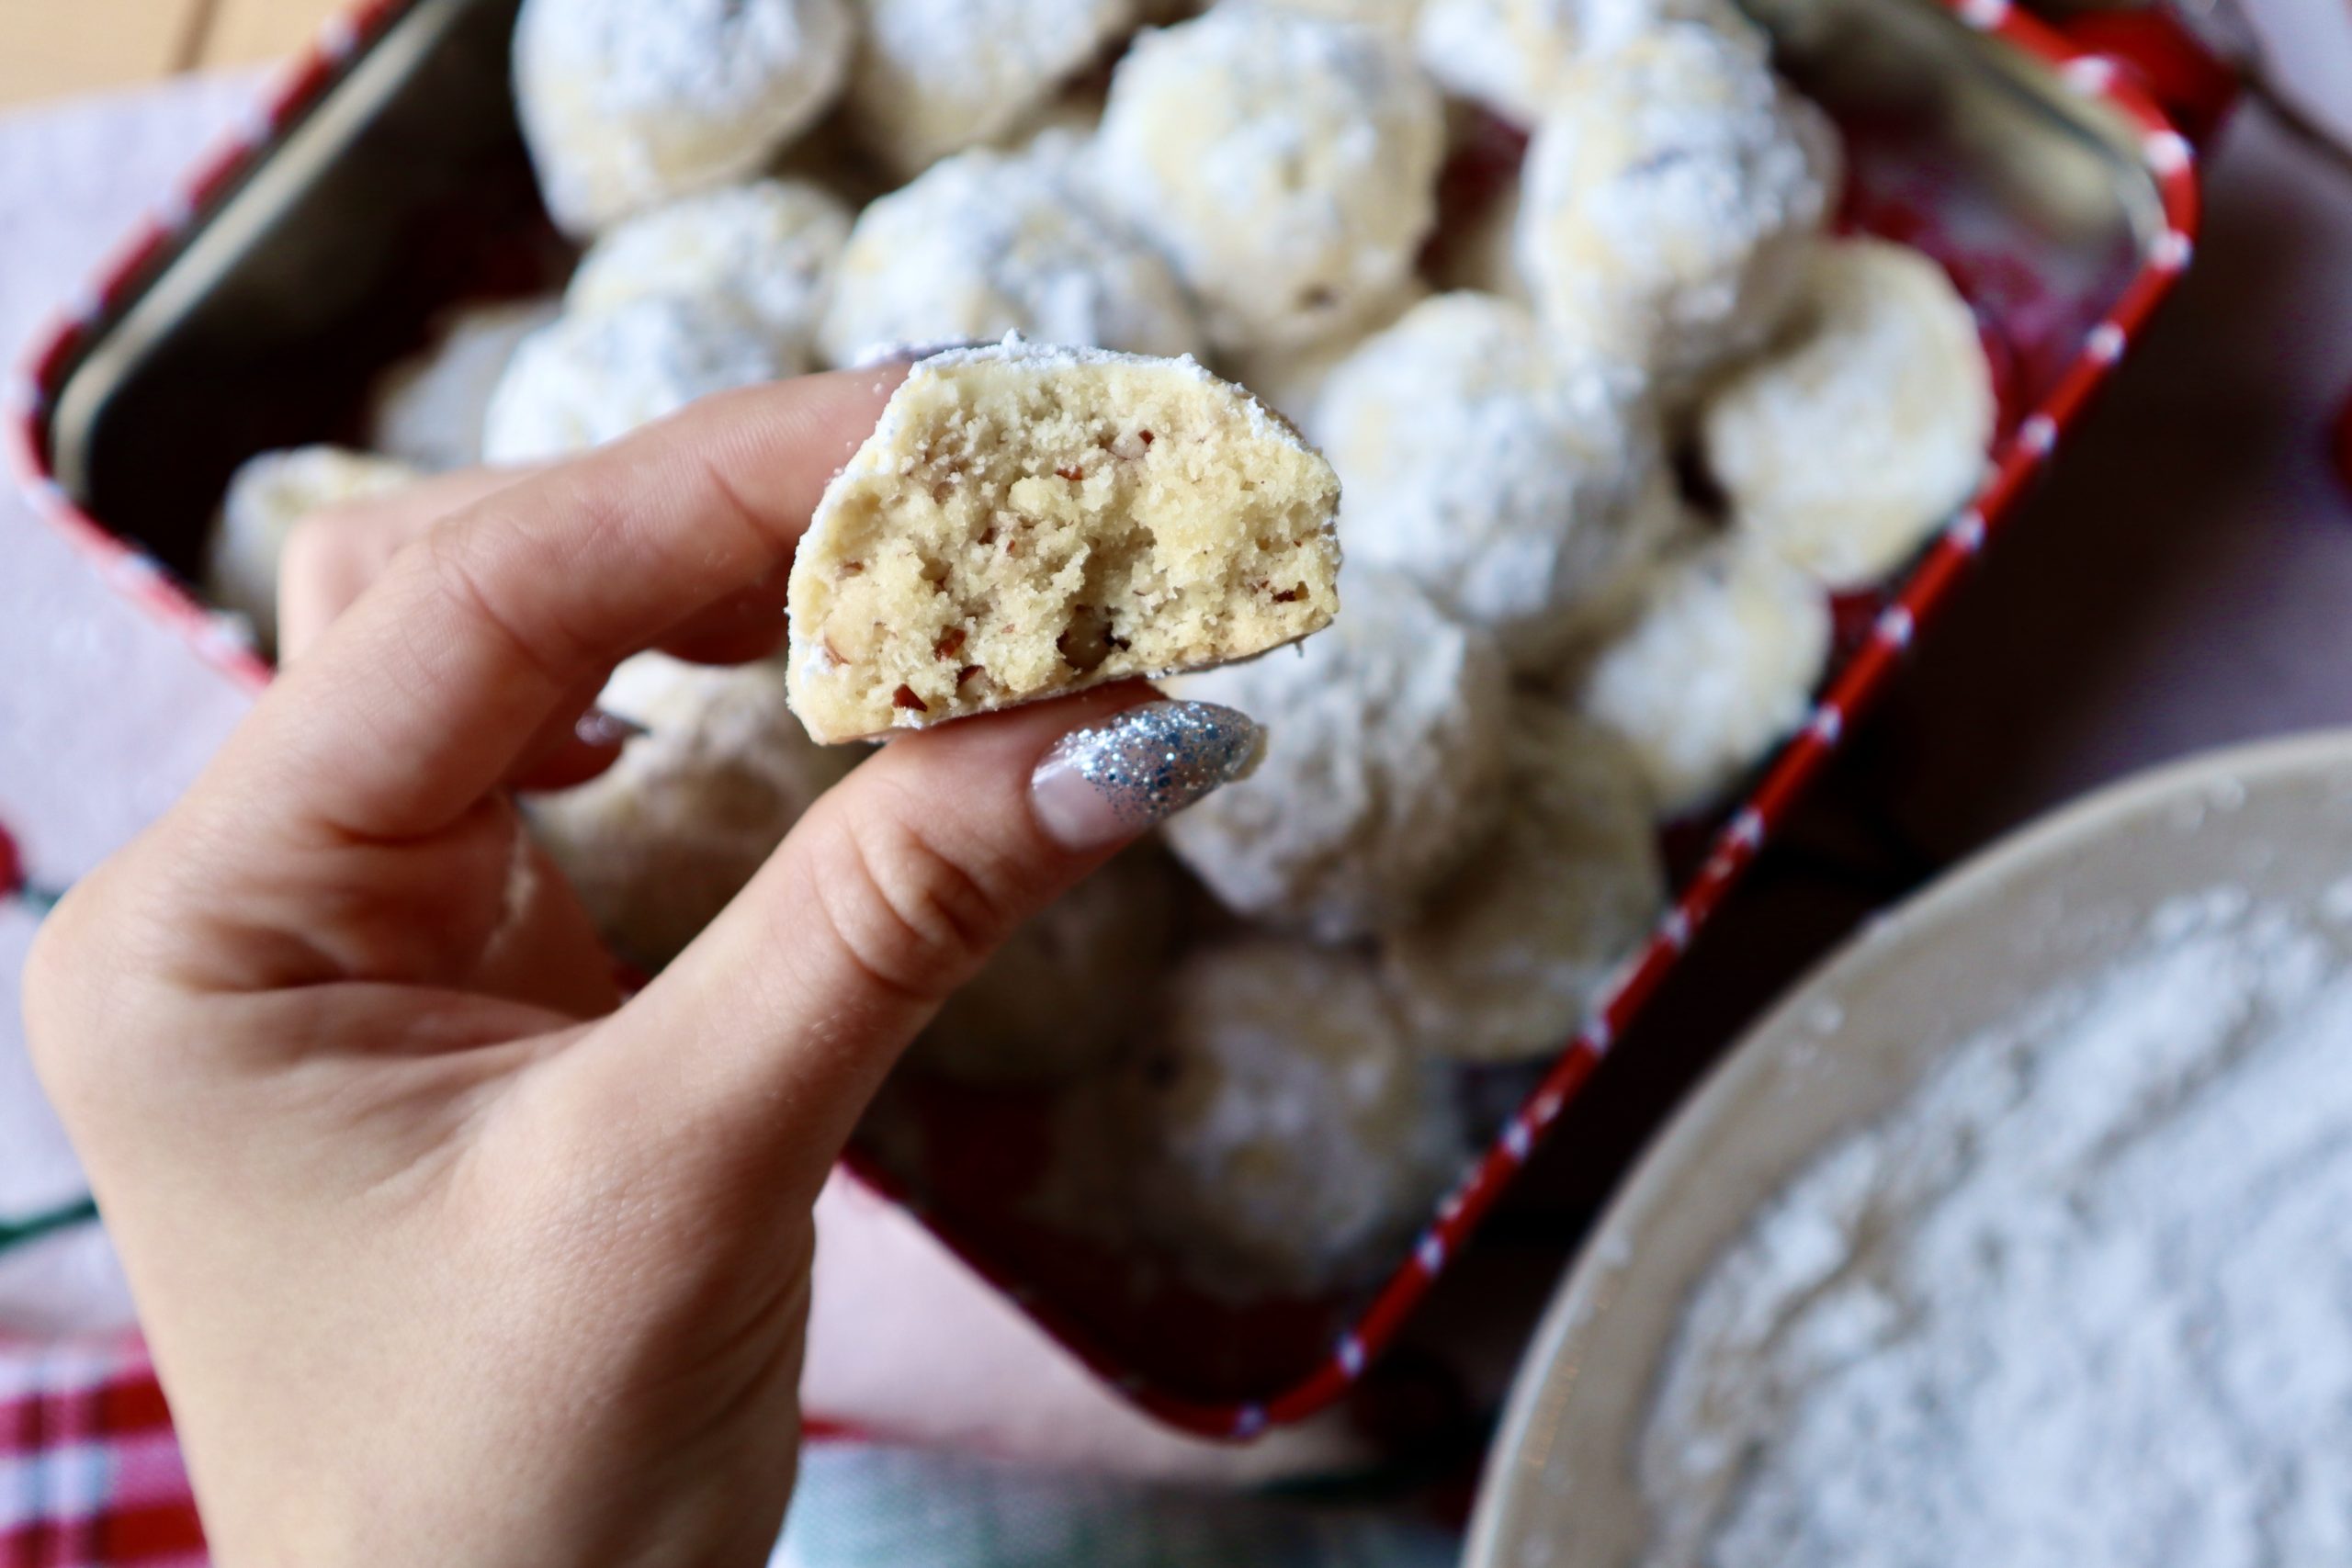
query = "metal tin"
(9, 0, 2199, 1438)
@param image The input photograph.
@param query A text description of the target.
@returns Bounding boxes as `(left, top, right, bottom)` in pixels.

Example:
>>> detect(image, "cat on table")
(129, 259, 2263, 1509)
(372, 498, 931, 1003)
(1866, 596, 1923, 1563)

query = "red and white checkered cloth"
(0, 1336, 202, 1568)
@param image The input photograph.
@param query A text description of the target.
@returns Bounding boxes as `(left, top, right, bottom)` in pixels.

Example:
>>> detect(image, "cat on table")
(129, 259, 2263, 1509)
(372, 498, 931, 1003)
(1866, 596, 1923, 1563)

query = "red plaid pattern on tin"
(0, 1337, 203, 1568)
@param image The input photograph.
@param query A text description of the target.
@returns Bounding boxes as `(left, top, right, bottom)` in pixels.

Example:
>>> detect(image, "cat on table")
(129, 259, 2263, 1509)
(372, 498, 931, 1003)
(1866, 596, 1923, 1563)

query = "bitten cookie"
(785, 341, 1342, 743)
(1114, 939, 1466, 1298)
(908, 845, 1182, 1084)
(1516, 21, 1838, 383)
(526, 653, 857, 968)
(815, 147, 1202, 369)
(1701, 237, 1994, 587)
(367, 299, 561, 471)
(1097, 6, 1443, 353)
(208, 446, 421, 650)
(845, 0, 1140, 177)
(513, 0, 852, 235)
(1382, 702, 1665, 1063)
(566, 180, 851, 364)
(1578, 537, 1831, 814)
(1415, 0, 1763, 126)
(1317, 292, 1678, 669)
(481, 295, 787, 463)
(1163, 570, 1510, 941)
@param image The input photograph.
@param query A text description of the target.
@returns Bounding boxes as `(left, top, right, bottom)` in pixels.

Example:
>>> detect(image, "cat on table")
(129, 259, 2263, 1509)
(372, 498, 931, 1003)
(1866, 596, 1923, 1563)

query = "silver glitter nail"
(574, 705, 650, 749)
(1033, 700, 1264, 848)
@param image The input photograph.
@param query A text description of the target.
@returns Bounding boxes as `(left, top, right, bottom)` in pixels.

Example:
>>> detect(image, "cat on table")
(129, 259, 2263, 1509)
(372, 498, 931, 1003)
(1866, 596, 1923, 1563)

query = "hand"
(22, 369, 1258, 1567)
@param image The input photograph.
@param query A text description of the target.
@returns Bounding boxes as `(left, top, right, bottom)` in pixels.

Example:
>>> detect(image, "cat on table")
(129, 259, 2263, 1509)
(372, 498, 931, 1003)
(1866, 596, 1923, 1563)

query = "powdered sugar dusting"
(815, 147, 1203, 368)
(885, 333, 1309, 460)
(1639, 886, 2352, 1566)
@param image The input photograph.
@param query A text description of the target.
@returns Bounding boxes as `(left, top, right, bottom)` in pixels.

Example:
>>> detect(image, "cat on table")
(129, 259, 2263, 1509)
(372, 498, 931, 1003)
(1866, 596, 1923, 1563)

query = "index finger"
(217, 367, 903, 843)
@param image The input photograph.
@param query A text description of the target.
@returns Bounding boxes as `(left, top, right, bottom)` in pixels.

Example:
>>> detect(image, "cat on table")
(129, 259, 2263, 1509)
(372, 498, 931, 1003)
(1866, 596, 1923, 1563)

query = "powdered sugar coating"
(1579, 537, 1831, 814)
(1318, 292, 1679, 670)
(514, 0, 853, 234)
(566, 180, 850, 363)
(816, 148, 1203, 369)
(526, 653, 857, 968)
(845, 0, 1139, 176)
(910, 845, 1182, 1084)
(1116, 938, 1467, 1298)
(1165, 570, 1511, 941)
(1517, 21, 1839, 384)
(208, 446, 421, 649)
(1098, 6, 1444, 353)
(1219, 280, 1427, 438)
(1383, 702, 1665, 1062)
(481, 294, 787, 463)
(1415, 0, 1764, 126)
(1702, 237, 1995, 587)
(367, 298, 561, 471)
(1282, 0, 1427, 40)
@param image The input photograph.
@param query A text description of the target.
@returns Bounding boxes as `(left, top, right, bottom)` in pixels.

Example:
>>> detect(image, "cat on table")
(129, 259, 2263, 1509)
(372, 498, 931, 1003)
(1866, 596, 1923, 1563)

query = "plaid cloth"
(0, 1336, 203, 1568)
(0, 1326, 1455, 1568)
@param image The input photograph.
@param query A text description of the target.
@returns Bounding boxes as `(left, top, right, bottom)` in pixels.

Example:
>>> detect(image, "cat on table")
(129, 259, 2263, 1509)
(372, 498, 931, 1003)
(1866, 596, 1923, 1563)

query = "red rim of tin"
(6, 0, 2203, 1440)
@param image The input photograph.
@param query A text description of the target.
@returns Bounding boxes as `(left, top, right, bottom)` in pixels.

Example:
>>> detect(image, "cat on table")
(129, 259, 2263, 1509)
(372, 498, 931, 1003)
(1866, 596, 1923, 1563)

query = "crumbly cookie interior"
(790, 349, 1340, 739)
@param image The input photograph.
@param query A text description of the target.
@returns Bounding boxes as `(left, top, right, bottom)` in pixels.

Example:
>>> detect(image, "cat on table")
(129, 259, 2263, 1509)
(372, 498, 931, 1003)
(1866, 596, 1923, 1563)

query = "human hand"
(22, 368, 1261, 1567)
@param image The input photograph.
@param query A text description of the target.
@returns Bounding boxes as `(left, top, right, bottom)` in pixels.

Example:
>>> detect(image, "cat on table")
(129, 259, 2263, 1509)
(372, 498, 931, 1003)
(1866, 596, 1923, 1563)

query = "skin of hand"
(21, 367, 1254, 1567)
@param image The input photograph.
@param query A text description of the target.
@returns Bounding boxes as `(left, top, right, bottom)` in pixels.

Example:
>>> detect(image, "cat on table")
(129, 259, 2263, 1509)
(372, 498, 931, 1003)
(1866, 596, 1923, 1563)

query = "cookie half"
(786, 340, 1342, 743)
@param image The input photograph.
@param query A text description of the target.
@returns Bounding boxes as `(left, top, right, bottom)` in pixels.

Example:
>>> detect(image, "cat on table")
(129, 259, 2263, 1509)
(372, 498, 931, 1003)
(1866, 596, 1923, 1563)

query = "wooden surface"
(1, 0, 339, 111)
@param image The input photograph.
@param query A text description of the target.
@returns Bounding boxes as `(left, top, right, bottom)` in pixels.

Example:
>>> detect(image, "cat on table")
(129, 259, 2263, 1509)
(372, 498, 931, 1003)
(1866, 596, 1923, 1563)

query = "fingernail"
(1031, 700, 1264, 852)
(574, 705, 650, 750)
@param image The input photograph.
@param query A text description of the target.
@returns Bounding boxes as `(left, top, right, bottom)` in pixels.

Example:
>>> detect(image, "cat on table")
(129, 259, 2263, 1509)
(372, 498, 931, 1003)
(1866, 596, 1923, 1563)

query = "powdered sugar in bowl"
(1468, 731, 2352, 1568)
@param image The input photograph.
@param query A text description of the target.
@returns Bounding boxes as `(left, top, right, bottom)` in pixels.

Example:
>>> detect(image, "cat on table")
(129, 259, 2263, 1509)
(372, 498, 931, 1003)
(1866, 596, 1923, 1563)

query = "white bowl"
(1465, 729, 2352, 1568)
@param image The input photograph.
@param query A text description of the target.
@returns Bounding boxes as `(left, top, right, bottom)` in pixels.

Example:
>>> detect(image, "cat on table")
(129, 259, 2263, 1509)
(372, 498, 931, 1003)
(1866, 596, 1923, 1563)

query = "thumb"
(565, 682, 1261, 1200)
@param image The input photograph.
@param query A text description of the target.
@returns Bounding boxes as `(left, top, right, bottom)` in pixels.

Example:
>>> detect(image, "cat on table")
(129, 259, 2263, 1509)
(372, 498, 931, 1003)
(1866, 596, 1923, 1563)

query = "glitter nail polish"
(574, 705, 650, 750)
(1031, 700, 1264, 851)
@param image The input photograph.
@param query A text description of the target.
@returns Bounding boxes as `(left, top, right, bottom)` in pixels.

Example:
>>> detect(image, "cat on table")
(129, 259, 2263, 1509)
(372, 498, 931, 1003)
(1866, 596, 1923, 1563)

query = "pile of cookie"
(204, 0, 1995, 1301)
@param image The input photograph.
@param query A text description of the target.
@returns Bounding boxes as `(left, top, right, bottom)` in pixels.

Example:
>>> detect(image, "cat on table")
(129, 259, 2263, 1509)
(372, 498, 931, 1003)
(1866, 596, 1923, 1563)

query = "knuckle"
(413, 522, 580, 692)
(816, 810, 1016, 1008)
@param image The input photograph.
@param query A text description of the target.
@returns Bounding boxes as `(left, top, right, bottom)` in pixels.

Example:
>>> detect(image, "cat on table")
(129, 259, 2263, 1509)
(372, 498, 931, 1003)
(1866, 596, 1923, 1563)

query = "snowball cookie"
(565, 180, 850, 363)
(367, 298, 560, 471)
(845, 0, 1139, 177)
(1098, 6, 1444, 353)
(1163, 570, 1510, 940)
(1700, 237, 1994, 588)
(786, 340, 1342, 743)
(909, 845, 1182, 1084)
(1415, 0, 1763, 127)
(208, 446, 420, 649)
(526, 653, 856, 968)
(1517, 21, 1839, 384)
(1319, 292, 1679, 670)
(1220, 280, 1426, 439)
(815, 147, 1202, 370)
(514, 0, 853, 235)
(1118, 939, 1467, 1298)
(1383, 703, 1665, 1062)
(481, 294, 786, 464)
(1579, 538, 1831, 814)
(1280, 0, 1424, 40)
